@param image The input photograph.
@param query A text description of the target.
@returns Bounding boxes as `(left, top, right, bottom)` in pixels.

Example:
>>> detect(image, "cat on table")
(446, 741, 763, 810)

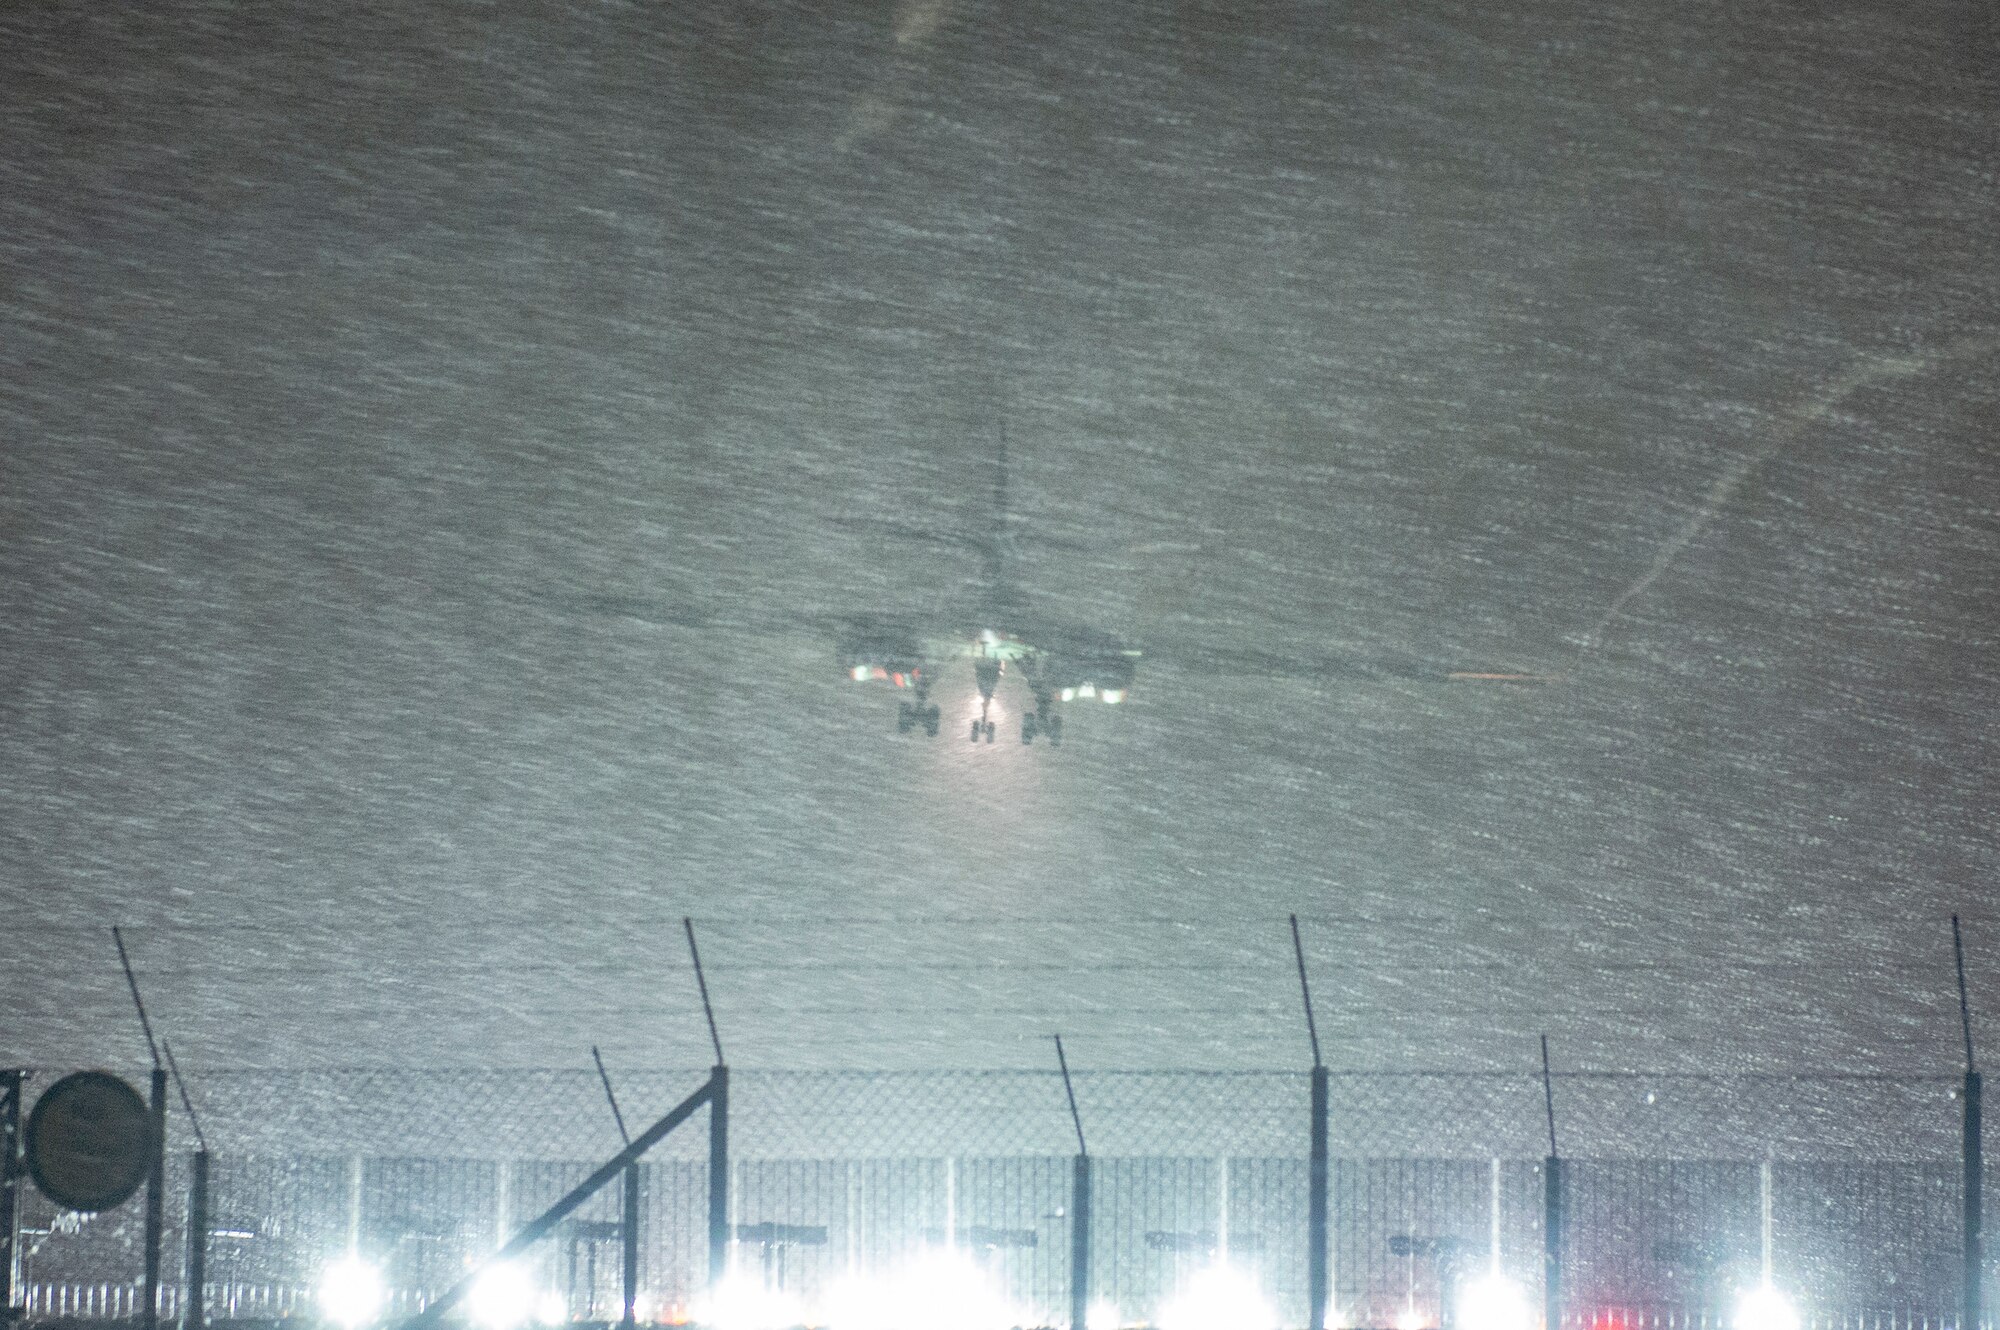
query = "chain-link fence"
(1, 1067, 1984, 1329)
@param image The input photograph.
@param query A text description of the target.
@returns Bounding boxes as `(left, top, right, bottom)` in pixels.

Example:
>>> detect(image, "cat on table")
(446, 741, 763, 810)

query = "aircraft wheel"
(984, 721, 997, 743)
(923, 706, 940, 737)
(897, 702, 913, 734)
(970, 719, 983, 742)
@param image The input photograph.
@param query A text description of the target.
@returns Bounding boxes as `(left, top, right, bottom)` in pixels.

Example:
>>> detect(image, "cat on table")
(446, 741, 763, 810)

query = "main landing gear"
(897, 683, 941, 737)
(1020, 710, 1062, 746)
(970, 717, 996, 743)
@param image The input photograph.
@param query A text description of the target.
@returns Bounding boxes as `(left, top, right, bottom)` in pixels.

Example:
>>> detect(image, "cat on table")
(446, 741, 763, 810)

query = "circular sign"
(25, 1071, 156, 1212)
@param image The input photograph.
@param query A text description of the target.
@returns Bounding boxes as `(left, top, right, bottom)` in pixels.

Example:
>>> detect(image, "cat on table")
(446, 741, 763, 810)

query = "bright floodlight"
(816, 1250, 1020, 1330)
(1394, 1307, 1427, 1330)
(1456, 1273, 1531, 1330)
(1735, 1285, 1800, 1330)
(1085, 1299, 1121, 1330)
(535, 1291, 569, 1326)
(1100, 689, 1125, 704)
(318, 1255, 385, 1329)
(467, 1263, 537, 1330)
(695, 1273, 805, 1330)
(1157, 1264, 1279, 1330)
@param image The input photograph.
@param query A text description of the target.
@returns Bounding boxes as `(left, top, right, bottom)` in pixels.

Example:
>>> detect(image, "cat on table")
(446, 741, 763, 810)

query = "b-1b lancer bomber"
(837, 443, 1142, 745)
(838, 438, 1558, 746)
(570, 436, 1555, 749)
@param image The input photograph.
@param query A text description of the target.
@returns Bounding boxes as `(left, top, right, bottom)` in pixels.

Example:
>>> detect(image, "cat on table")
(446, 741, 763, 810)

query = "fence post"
(1542, 1158, 1562, 1330)
(1, 1069, 20, 1326)
(1967, 1070, 1983, 1330)
(144, 1068, 166, 1330)
(622, 1164, 639, 1329)
(183, 1151, 208, 1330)
(1070, 1154, 1092, 1330)
(708, 1065, 730, 1287)
(1310, 1065, 1330, 1330)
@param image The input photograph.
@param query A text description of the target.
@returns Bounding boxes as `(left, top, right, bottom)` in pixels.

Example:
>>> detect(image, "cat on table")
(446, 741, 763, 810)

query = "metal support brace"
(408, 1074, 717, 1330)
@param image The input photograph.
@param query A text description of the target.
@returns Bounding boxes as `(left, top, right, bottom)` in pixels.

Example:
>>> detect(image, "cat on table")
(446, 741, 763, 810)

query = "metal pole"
(1309, 1065, 1330, 1330)
(1539, 1036, 1562, 1330)
(1967, 1070, 1983, 1330)
(1543, 1157, 1562, 1330)
(145, 1068, 167, 1330)
(1070, 1154, 1091, 1330)
(1, 1069, 20, 1325)
(622, 1164, 639, 1329)
(184, 1152, 208, 1330)
(1957, 917, 1982, 1330)
(708, 1065, 730, 1287)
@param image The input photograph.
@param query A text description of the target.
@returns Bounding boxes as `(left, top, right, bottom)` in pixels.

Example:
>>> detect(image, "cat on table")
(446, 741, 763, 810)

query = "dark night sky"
(2, 0, 1996, 1075)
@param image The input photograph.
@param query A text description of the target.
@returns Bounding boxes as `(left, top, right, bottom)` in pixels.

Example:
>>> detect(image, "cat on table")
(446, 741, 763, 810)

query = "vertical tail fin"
(981, 424, 1016, 613)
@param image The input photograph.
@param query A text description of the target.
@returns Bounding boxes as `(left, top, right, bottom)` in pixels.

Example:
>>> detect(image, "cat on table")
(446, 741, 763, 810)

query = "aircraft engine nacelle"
(1046, 654, 1136, 705)
(846, 662, 924, 689)
(839, 630, 928, 689)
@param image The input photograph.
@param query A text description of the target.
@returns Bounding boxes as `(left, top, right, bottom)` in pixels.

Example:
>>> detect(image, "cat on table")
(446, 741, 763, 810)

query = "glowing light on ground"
(695, 1274, 806, 1330)
(815, 1249, 1022, 1330)
(1156, 1264, 1278, 1330)
(1456, 1274, 1531, 1330)
(1395, 1307, 1428, 1330)
(1734, 1285, 1800, 1330)
(467, 1263, 538, 1330)
(318, 1255, 385, 1329)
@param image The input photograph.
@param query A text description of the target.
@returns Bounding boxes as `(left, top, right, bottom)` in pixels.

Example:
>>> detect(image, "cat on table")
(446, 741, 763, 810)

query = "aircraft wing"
(1138, 639, 1561, 686)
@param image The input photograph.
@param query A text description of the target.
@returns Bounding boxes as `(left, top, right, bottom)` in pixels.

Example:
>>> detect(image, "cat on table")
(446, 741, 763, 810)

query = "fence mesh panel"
(2, 1067, 1979, 1329)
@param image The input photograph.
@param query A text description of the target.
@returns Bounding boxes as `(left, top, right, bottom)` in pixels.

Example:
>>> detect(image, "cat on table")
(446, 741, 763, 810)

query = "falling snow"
(2, 0, 1996, 1076)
